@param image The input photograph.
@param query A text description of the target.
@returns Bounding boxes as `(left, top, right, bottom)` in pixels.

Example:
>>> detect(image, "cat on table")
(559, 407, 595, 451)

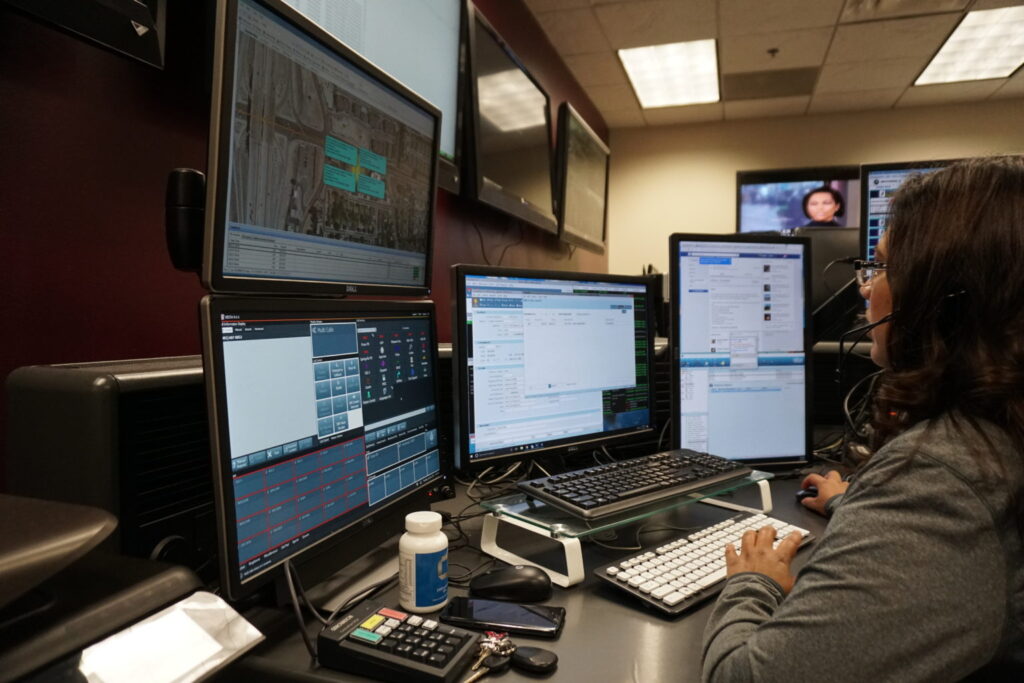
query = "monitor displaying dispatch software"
(452, 266, 656, 470)
(670, 234, 812, 466)
(203, 0, 441, 297)
(860, 159, 954, 261)
(202, 296, 443, 599)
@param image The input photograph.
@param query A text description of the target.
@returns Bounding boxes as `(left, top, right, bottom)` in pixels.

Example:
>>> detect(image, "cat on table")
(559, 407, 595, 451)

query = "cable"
(531, 459, 552, 477)
(495, 224, 524, 266)
(325, 573, 400, 626)
(288, 562, 329, 626)
(471, 221, 492, 265)
(283, 560, 318, 661)
(657, 419, 671, 451)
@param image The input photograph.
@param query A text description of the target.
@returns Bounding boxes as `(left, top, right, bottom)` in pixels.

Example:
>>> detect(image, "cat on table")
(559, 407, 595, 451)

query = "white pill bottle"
(398, 511, 449, 613)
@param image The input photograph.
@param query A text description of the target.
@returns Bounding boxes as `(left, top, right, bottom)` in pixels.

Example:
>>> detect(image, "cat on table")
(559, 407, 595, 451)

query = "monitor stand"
(478, 473, 774, 587)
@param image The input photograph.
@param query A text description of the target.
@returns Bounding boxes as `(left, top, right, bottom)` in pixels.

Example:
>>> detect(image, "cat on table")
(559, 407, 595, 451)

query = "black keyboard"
(516, 449, 752, 519)
(317, 601, 479, 683)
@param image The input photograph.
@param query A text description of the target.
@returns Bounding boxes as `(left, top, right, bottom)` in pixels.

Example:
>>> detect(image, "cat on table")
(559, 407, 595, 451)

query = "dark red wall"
(0, 1, 607, 480)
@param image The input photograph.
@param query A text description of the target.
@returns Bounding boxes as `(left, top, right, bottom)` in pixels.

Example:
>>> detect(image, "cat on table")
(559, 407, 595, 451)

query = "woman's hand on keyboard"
(799, 470, 849, 516)
(724, 526, 803, 594)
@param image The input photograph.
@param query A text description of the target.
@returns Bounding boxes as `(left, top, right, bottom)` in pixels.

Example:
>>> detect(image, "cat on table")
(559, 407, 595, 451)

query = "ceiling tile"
(990, 69, 1024, 98)
(524, 0, 591, 12)
(720, 28, 832, 74)
(642, 102, 724, 125)
(808, 87, 905, 112)
(601, 108, 648, 127)
(720, 0, 845, 37)
(895, 79, 1006, 106)
(839, 0, 969, 23)
(827, 14, 960, 64)
(816, 56, 928, 93)
(724, 95, 811, 120)
(587, 83, 640, 110)
(594, 0, 716, 49)
(535, 9, 610, 55)
(564, 52, 628, 86)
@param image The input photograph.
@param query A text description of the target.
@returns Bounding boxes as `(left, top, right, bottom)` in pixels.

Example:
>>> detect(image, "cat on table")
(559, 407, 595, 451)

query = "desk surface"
(229, 476, 828, 682)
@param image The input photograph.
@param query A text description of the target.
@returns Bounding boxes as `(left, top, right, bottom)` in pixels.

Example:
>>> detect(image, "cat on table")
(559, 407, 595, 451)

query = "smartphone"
(439, 597, 565, 639)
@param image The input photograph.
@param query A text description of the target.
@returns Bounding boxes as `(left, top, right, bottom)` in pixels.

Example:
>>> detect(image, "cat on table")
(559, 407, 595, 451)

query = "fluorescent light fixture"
(619, 39, 719, 108)
(916, 6, 1024, 85)
(478, 70, 546, 132)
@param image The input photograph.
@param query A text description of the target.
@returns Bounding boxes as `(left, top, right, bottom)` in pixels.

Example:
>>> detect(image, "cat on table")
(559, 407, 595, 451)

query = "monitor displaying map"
(202, 0, 441, 296)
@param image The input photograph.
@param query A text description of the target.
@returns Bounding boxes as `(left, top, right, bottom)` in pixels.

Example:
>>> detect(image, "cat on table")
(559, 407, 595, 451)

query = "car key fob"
(511, 646, 558, 673)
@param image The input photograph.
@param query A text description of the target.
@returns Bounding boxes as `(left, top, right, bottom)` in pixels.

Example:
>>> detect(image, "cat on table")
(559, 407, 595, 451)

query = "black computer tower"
(6, 356, 217, 578)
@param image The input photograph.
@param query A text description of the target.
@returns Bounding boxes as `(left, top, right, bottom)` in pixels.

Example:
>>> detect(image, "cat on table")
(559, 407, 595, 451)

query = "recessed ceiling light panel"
(916, 6, 1024, 85)
(619, 39, 720, 108)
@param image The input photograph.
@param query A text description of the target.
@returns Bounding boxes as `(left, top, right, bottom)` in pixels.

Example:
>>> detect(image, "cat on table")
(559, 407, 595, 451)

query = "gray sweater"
(702, 416, 1024, 681)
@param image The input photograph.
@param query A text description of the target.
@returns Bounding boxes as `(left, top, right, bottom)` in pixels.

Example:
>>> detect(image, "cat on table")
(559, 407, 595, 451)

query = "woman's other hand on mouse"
(799, 470, 849, 516)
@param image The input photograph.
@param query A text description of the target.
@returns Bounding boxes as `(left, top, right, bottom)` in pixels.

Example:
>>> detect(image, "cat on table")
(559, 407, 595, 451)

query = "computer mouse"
(795, 485, 818, 502)
(469, 564, 553, 602)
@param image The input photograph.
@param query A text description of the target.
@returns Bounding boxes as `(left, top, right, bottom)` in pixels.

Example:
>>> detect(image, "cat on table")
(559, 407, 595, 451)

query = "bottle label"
(414, 548, 448, 608)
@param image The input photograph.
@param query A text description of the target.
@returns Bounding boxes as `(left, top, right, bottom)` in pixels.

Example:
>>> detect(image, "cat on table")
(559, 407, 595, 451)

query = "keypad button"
(378, 638, 398, 653)
(411, 648, 431, 661)
(423, 619, 438, 630)
(395, 644, 414, 657)
(428, 653, 447, 667)
(405, 636, 423, 647)
(407, 615, 424, 627)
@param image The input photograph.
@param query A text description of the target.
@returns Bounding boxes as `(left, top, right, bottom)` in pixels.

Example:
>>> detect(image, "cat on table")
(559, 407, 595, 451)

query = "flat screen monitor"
(201, 295, 444, 600)
(737, 166, 860, 233)
(555, 102, 609, 254)
(203, 0, 441, 297)
(281, 0, 464, 192)
(670, 234, 812, 466)
(860, 159, 955, 261)
(465, 5, 557, 234)
(452, 265, 656, 470)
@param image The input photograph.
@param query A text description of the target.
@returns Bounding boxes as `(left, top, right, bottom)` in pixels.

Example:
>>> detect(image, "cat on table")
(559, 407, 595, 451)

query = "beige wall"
(607, 98, 1024, 276)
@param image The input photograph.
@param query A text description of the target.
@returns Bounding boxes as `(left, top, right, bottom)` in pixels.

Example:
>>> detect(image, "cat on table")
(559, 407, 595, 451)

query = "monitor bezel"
(202, 0, 442, 298)
(668, 233, 813, 467)
(555, 102, 609, 254)
(451, 264, 657, 472)
(463, 2, 558, 234)
(735, 165, 860, 233)
(434, 0, 468, 194)
(858, 159, 956, 259)
(201, 294, 446, 601)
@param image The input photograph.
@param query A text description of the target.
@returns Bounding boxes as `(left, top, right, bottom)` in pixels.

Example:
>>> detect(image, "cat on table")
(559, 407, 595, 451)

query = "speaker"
(6, 356, 217, 580)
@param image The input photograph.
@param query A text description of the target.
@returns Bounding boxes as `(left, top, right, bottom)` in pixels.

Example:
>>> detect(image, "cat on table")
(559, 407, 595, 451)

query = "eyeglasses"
(853, 260, 887, 286)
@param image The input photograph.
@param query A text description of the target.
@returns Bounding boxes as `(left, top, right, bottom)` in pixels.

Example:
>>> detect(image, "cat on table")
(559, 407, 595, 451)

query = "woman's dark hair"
(872, 156, 1024, 466)
(801, 186, 845, 219)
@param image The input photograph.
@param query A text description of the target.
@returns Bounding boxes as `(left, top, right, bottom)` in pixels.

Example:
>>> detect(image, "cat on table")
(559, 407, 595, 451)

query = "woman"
(800, 186, 844, 227)
(702, 156, 1024, 681)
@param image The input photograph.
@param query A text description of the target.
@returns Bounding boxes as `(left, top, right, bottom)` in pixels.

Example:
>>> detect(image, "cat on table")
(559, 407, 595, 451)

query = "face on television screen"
(739, 180, 859, 233)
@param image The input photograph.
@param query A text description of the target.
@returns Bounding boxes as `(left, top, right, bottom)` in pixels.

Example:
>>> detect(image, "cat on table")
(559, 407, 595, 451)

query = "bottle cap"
(405, 510, 442, 533)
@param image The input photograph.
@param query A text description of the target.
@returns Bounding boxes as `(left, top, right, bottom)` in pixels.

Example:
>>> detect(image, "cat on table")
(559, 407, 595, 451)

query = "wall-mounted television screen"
(555, 102, 609, 253)
(737, 166, 860, 233)
(464, 2, 557, 234)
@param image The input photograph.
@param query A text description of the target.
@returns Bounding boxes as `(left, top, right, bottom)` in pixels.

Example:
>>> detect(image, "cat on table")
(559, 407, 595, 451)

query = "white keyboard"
(593, 513, 812, 615)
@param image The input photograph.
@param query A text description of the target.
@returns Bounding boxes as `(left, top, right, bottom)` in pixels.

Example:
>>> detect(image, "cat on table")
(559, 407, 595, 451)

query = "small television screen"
(465, 5, 557, 233)
(203, 0, 441, 297)
(737, 166, 860, 233)
(281, 0, 464, 192)
(859, 159, 955, 261)
(555, 103, 609, 253)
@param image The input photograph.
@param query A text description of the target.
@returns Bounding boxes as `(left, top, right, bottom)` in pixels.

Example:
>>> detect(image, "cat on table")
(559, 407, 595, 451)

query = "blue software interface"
(216, 308, 440, 581)
(464, 274, 652, 461)
(676, 241, 807, 460)
(864, 167, 942, 260)
(222, 0, 437, 288)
